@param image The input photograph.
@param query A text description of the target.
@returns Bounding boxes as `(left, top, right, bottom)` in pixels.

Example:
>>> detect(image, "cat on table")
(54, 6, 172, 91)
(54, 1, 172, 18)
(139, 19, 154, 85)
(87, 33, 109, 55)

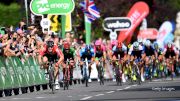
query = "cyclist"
(153, 42, 164, 77)
(112, 42, 127, 82)
(128, 41, 144, 81)
(80, 44, 95, 83)
(142, 40, 156, 80)
(94, 40, 106, 82)
(62, 42, 75, 85)
(163, 41, 179, 77)
(38, 39, 64, 90)
(153, 42, 163, 60)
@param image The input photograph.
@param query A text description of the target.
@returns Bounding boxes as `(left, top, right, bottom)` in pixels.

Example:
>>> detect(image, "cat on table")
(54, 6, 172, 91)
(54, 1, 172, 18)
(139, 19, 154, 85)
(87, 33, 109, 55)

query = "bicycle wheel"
(49, 67, 55, 93)
(64, 80, 69, 90)
(99, 65, 104, 85)
(133, 64, 141, 85)
(83, 67, 88, 87)
(63, 68, 69, 90)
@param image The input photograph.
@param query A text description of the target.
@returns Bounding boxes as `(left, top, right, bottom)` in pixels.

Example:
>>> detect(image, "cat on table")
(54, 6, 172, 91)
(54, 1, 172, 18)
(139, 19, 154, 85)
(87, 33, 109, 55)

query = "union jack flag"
(80, 0, 100, 22)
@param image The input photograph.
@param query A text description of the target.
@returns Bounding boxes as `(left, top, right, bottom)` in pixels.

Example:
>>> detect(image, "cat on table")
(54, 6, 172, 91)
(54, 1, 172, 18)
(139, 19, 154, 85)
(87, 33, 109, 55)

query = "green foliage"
(0, 3, 22, 27)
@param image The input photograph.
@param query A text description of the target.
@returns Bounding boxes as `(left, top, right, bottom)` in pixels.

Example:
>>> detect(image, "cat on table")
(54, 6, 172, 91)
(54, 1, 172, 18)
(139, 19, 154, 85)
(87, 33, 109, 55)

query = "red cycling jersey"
(40, 44, 63, 57)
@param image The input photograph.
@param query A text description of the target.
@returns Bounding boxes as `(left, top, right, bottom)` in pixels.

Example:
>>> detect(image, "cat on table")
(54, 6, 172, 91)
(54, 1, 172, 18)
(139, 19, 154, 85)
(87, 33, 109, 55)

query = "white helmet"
(145, 40, 151, 47)
(138, 38, 143, 43)
(133, 41, 139, 49)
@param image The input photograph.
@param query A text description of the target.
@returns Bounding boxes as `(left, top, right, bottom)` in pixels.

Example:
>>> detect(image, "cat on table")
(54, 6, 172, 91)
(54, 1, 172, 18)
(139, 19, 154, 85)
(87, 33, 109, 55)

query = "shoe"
(44, 73, 49, 80)
(88, 79, 92, 82)
(55, 84, 60, 90)
(97, 79, 100, 82)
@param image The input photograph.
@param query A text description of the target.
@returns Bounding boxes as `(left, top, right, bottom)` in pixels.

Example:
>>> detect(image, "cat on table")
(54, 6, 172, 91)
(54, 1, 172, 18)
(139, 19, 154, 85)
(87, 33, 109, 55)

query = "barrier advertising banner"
(118, 1, 149, 44)
(138, 28, 158, 39)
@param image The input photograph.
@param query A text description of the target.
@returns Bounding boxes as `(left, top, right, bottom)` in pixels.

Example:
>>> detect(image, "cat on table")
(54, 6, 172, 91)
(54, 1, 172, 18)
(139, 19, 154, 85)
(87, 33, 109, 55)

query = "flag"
(80, 0, 100, 22)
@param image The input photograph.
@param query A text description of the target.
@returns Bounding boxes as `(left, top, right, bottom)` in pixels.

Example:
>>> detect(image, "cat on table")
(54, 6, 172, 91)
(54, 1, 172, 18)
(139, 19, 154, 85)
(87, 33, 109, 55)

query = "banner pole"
(61, 15, 66, 38)
(85, 15, 91, 44)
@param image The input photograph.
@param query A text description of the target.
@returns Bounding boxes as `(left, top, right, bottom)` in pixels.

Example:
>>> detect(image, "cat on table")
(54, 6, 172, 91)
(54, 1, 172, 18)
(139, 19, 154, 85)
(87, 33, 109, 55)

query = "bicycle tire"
(99, 65, 104, 85)
(49, 68, 55, 94)
(133, 63, 141, 85)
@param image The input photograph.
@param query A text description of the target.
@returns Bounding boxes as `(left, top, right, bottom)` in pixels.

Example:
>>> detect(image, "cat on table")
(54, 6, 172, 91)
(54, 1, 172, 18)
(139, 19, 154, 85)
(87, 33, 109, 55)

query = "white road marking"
(106, 91, 115, 94)
(0, 99, 6, 101)
(148, 81, 180, 84)
(95, 94, 104, 96)
(117, 89, 123, 91)
(80, 96, 93, 100)
(132, 84, 137, 87)
(124, 86, 131, 89)
(36, 97, 46, 99)
(12, 98, 31, 100)
(67, 96, 72, 98)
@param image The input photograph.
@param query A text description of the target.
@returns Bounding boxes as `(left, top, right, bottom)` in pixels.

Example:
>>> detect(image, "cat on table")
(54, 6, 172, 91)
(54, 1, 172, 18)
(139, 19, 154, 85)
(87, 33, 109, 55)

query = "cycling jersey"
(112, 44, 127, 59)
(94, 45, 105, 58)
(63, 48, 75, 61)
(143, 46, 155, 56)
(154, 48, 163, 56)
(163, 45, 178, 58)
(128, 45, 143, 59)
(40, 44, 63, 62)
(80, 47, 95, 61)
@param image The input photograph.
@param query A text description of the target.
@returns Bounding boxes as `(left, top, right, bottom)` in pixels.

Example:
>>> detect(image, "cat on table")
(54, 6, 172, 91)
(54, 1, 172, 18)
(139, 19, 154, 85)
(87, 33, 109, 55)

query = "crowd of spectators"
(0, 21, 115, 63)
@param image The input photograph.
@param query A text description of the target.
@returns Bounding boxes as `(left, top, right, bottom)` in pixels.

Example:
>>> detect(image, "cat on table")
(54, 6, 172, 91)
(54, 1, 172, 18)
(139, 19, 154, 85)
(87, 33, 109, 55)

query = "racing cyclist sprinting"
(79, 44, 95, 83)
(94, 40, 106, 82)
(38, 39, 64, 90)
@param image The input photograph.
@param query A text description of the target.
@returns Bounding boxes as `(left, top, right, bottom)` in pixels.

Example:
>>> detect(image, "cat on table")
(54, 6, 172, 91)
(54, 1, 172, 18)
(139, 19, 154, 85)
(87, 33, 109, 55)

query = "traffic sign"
(40, 18, 51, 28)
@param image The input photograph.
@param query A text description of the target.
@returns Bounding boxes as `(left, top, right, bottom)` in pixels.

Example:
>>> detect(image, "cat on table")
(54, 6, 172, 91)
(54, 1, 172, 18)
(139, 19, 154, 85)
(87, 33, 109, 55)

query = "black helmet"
(47, 41, 54, 48)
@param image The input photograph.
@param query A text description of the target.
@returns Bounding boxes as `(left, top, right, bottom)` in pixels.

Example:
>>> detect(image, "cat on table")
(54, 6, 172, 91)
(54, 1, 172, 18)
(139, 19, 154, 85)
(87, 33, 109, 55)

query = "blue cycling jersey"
(80, 47, 95, 61)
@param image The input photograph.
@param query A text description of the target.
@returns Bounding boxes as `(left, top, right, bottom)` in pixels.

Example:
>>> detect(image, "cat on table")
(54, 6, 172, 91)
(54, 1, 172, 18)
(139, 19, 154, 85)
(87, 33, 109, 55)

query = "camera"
(22, 25, 27, 31)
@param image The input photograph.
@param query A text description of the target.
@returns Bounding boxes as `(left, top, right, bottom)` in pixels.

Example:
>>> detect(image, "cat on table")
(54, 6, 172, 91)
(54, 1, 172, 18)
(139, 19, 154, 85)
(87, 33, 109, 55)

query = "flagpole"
(85, 15, 91, 45)
(61, 15, 66, 38)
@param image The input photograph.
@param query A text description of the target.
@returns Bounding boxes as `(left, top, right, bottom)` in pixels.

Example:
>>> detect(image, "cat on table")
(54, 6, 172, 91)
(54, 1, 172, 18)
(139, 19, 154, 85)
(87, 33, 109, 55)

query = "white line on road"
(124, 86, 131, 89)
(12, 98, 31, 100)
(36, 97, 46, 99)
(80, 96, 93, 100)
(106, 91, 115, 94)
(67, 96, 72, 98)
(117, 89, 123, 91)
(148, 81, 180, 84)
(132, 84, 137, 87)
(95, 94, 104, 96)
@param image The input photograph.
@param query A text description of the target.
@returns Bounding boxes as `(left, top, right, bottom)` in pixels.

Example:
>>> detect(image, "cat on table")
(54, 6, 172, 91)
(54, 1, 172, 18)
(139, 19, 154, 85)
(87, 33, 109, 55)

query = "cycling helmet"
(63, 42, 70, 49)
(117, 42, 123, 48)
(47, 40, 54, 48)
(138, 38, 143, 43)
(145, 40, 151, 47)
(85, 44, 91, 51)
(153, 42, 159, 49)
(133, 41, 139, 50)
(167, 41, 173, 48)
(95, 40, 101, 46)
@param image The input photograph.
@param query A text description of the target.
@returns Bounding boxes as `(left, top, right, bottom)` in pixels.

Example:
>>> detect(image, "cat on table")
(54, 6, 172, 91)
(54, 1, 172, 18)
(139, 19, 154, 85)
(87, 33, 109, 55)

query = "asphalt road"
(0, 78, 180, 101)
